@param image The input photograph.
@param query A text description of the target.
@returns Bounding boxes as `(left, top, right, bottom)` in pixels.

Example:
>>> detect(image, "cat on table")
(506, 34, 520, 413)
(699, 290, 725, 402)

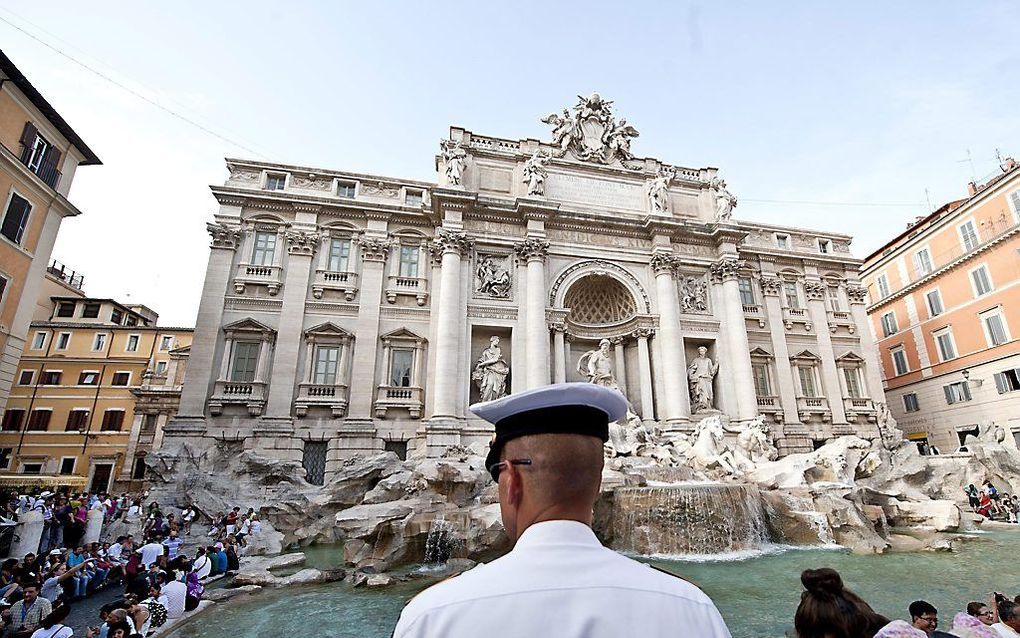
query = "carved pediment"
(305, 322, 354, 340)
(835, 351, 866, 364)
(790, 350, 820, 363)
(749, 347, 774, 360)
(380, 327, 426, 345)
(223, 317, 275, 335)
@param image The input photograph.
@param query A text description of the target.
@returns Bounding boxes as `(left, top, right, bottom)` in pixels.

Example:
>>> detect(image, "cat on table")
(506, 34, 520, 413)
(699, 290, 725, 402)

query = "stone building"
(862, 160, 1020, 453)
(166, 94, 882, 483)
(0, 291, 192, 492)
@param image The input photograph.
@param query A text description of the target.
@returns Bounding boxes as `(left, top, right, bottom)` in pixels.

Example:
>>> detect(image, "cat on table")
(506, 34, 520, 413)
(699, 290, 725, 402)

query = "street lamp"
(962, 369, 970, 381)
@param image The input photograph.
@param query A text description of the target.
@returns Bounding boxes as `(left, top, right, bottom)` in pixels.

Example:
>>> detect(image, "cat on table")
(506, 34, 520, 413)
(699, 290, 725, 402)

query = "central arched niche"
(563, 274, 638, 328)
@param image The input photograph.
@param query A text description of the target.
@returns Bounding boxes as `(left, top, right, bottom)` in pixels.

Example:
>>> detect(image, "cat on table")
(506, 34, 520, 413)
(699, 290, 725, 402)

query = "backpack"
(145, 600, 168, 628)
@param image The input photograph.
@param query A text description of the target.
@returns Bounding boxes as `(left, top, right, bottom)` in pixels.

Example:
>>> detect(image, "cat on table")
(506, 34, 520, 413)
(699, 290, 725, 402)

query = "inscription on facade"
(478, 167, 513, 193)
(545, 172, 644, 210)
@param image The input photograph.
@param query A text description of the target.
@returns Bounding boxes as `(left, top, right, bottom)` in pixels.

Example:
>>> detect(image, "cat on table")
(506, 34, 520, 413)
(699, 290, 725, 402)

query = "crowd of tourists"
(796, 567, 1020, 638)
(963, 482, 1020, 522)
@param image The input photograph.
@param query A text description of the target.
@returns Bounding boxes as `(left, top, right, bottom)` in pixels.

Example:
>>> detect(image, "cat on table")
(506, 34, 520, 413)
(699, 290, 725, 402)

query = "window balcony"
(311, 269, 359, 301)
(755, 395, 782, 414)
(782, 307, 812, 331)
(233, 263, 283, 296)
(796, 396, 830, 422)
(18, 147, 61, 190)
(826, 310, 856, 334)
(294, 382, 349, 417)
(209, 380, 267, 416)
(843, 397, 876, 423)
(385, 276, 429, 306)
(374, 385, 424, 419)
(743, 304, 766, 328)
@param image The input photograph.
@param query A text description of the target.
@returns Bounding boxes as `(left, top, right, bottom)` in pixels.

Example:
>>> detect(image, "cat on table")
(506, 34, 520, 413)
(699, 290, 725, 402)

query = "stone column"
(261, 230, 319, 429)
(346, 236, 391, 420)
(847, 284, 886, 402)
(634, 328, 655, 421)
(515, 238, 551, 389)
(758, 275, 801, 426)
(805, 279, 848, 424)
(121, 412, 146, 480)
(430, 229, 473, 420)
(612, 337, 628, 396)
(171, 223, 242, 431)
(552, 325, 567, 384)
(710, 258, 758, 422)
(650, 252, 690, 428)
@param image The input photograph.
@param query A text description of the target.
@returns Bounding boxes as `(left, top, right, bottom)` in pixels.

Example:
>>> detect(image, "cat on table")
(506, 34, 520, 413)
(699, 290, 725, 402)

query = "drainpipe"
(17, 328, 55, 455)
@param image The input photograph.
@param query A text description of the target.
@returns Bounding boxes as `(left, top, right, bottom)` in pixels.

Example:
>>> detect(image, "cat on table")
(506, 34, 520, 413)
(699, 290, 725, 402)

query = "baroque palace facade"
(167, 94, 883, 482)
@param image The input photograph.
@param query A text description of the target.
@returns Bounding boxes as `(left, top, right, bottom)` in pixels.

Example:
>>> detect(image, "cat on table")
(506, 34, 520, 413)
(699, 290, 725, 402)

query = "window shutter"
(18, 122, 38, 157)
(943, 385, 954, 404)
(995, 373, 1008, 394)
(962, 382, 972, 401)
(42, 146, 61, 169)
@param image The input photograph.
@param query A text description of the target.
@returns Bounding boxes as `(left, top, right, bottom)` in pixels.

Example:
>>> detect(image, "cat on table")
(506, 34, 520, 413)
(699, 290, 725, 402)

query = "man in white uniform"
(393, 382, 731, 638)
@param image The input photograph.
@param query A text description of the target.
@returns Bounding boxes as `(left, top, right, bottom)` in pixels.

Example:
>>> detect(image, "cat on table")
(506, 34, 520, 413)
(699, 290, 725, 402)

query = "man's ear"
(505, 463, 524, 508)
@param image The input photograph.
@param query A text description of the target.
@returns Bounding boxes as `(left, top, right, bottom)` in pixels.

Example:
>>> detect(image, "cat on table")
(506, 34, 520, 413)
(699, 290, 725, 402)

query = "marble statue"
(578, 339, 617, 388)
(605, 118, 639, 160)
(688, 415, 738, 474)
(646, 167, 676, 214)
(712, 177, 737, 221)
(522, 151, 550, 196)
(541, 93, 639, 165)
(471, 336, 509, 402)
(441, 140, 468, 186)
(541, 109, 577, 157)
(678, 275, 709, 313)
(734, 416, 779, 467)
(687, 346, 719, 412)
(876, 402, 906, 451)
(475, 256, 511, 298)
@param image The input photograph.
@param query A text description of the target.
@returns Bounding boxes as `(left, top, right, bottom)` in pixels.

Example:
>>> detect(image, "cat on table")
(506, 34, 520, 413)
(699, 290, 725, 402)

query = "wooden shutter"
(18, 122, 38, 161)
(943, 385, 955, 404)
(962, 382, 972, 401)
(994, 373, 1008, 394)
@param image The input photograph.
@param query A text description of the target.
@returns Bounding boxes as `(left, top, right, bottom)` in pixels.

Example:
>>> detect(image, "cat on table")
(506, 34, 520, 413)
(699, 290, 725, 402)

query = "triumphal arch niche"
(170, 91, 883, 478)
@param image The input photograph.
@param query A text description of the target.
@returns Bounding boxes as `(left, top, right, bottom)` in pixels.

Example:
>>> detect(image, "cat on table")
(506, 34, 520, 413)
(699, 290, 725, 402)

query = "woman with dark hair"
(795, 568, 889, 638)
(30, 601, 72, 638)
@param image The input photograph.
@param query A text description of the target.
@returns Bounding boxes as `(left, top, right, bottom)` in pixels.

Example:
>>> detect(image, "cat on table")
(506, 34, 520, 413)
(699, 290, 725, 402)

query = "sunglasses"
(487, 458, 532, 482)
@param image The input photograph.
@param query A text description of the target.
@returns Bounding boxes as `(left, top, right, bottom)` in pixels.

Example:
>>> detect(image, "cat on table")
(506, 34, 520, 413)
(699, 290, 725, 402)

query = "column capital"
(803, 280, 827, 301)
(709, 257, 746, 282)
(632, 326, 655, 339)
(610, 335, 626, 345)
(845, 284, 868, 305)
(757, 274, 783, 296)
(514, 237, 550, 263)
(358, 236, 392, 262)
(649, 251, 678, 276)
(431, 228, 474, 257)
(207, 222, 242, 249)
(286, 230, 320, 256)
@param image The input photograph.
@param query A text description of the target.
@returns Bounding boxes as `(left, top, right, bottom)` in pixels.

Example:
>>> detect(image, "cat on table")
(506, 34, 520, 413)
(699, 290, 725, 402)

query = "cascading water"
(609, 483, 776, 556)
(423, 516, 456, 564)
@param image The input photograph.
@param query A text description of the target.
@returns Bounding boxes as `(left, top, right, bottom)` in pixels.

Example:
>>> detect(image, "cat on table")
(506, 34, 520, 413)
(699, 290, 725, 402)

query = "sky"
(2, 2, 1018, 326)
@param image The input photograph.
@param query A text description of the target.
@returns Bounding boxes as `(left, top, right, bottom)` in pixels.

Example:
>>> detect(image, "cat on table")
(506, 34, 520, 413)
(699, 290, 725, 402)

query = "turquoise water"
(174, 532, 1020, 638)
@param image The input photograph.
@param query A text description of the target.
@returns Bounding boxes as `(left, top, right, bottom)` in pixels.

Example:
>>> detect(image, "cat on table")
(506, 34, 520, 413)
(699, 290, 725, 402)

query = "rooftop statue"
(522, 151, 550, 196)
(541, 92, 640, 165)
(441, 139, 468, 186)
(712, 177, 737, 222)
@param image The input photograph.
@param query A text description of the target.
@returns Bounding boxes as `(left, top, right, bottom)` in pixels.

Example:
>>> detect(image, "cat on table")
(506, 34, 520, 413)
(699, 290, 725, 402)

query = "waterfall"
(423, 516, 456, 564)
(609, 483, 775, 556)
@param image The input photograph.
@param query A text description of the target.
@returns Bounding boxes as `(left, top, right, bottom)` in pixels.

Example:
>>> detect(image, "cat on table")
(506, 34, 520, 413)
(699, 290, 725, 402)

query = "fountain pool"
(172, 530, 1020, 638)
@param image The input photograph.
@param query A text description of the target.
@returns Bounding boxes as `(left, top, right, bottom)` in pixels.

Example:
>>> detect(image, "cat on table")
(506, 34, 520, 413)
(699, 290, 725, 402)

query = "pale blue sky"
(3, 2, 1018, 326)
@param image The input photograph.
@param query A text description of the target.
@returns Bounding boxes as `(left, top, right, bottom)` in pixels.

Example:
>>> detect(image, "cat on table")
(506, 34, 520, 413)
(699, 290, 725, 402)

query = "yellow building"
(0, 49, 101, 414)
(0, 294, 192, 492)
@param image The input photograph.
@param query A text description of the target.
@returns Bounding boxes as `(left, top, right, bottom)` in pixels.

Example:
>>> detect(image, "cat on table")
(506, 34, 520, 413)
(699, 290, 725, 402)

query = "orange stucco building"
(862, 161, 1020, 452)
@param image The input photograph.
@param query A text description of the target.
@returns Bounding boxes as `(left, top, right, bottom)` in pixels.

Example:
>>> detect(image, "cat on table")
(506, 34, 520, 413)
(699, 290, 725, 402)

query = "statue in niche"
(472, 336, 509, 402)
(646, 166, 676, 214)
(578, 339, 650, 455)
(712, 177, 737, 222)
(578, 339, 617, 388)
(476, 256, 511, 298)
(441, 140, 468, 186)
(687, 346, 720, 412)
(678, 275, 709, 313)
(522, 151, 550, 196)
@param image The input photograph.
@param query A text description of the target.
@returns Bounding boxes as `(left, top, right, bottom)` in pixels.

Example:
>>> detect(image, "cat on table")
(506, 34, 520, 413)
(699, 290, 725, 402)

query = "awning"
(906, 432, 929, 441)
(0, 474, 88, 489)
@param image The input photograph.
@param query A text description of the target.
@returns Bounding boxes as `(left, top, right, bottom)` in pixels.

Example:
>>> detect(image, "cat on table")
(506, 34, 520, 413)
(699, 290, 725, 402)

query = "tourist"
(183, 566, 203, 611)
(968, 602, 997, 626)
(392, 383, 731, 637)
(984, 482, 1002, 516)
(225, 508, 239, 536)
(138, 537, 163, 569)
(5, 582, 52, 637)
(159, 570, 187, 619)
(191, 549, 212, 581)
(41, 558, 95, 603)
(249, 514, 262, 536)
(213, 545, 228, 575)
(992, 601, 1020, 638)
(953, 604, 998, 638)
(161, 531, 182, 562)
(181, 507, 196, 535)
(909, 601, 940, 636)
(206, 512, 223, 538)
(29, 601, 71, 638)
(795, 568, 888, 638)
(223, 540, 239, 572)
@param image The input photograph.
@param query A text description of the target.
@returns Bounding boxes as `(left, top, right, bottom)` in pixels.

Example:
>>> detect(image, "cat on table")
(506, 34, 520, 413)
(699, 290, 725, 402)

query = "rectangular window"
(126, 315, 137, 326)
(56, 302, 75, 318)
(27, 410, 51, 431)
(230, 341, 261, 382)
(65, 410, 88, 432)
(26, 133, 49, 172)
(31, 332, 46, 349)
(337, 181, 357, 198)
(78, 371, 99, 386)
(140, 414, 157, 432)
(827, 286, 842, 311)
(891, 347, 909, 376)
(842, 367, 863, 398)
(59, 458, 75, 475)
(960, 221, 979, 252)
(55, 333, 70, 350)
(913, 248, 933, 276)
(111, 372, 131, 386)
(21, 463, 42, 475)
(775, 234, 789, 248)
(1, 410, 24, 432)
(131, 456, 146, 480)
(17, 370, 34, 386)
(980, 312, 1008, 347)
(327, 238, 351, 272)
(82, 302, 101, 318)
(738, 277, 755, 306)
(934, 329, 957, 362)
(880, 312, 898, 337)
(41, 371, 61, 385)
(876, 274, 890, 298)
(752, 364, 770, 396)
(0, 449, 10, 470)
(264, 173, 287, 191)
(783, 282, 800, 309)
(398, 245, 420, 278)
(925, 290, 944, 317)
(251, 231, 277, 266)
(818, 239, 831, 254)
(313, 346, 339, 385)
(160, 335, 174, 351)
(390, 349, 414, 387)
(155, 361, 168, 376)
(798, 366, 818, 397)
(110, 308, 123, 324)
(100, 410, 124, 432)
(993, 369, 1020, 394)
(92, 333, 107, 351)
(944, 381, 972, 404)
(903, 392, 920, 413)
(126, 334, 140, 352)
(302, 441, 327, 486)
(405, 190, 423, 206)
(971, 266, 993, 296)
(1, 193, 32, 245)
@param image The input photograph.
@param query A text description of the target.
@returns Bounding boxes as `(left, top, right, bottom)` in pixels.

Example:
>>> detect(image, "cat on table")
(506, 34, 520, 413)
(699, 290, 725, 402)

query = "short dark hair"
(968, 602, 989, 616)
(1001, 602, 1020, 622)
(910, 600, 937, 619)
(22, 581, 40, 591)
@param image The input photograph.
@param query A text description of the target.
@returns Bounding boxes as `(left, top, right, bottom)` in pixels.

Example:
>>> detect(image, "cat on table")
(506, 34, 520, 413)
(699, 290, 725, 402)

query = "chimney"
(967, 181, 978, 196)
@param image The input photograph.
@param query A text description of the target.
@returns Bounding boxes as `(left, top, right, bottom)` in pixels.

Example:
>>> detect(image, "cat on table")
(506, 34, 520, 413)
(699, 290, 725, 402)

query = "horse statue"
(733, 415, 779, 469)
(688, 415, 739, 475)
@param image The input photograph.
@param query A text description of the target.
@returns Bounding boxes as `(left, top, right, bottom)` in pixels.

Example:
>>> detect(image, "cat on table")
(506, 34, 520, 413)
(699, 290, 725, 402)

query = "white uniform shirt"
(393, 520, 731, 638)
